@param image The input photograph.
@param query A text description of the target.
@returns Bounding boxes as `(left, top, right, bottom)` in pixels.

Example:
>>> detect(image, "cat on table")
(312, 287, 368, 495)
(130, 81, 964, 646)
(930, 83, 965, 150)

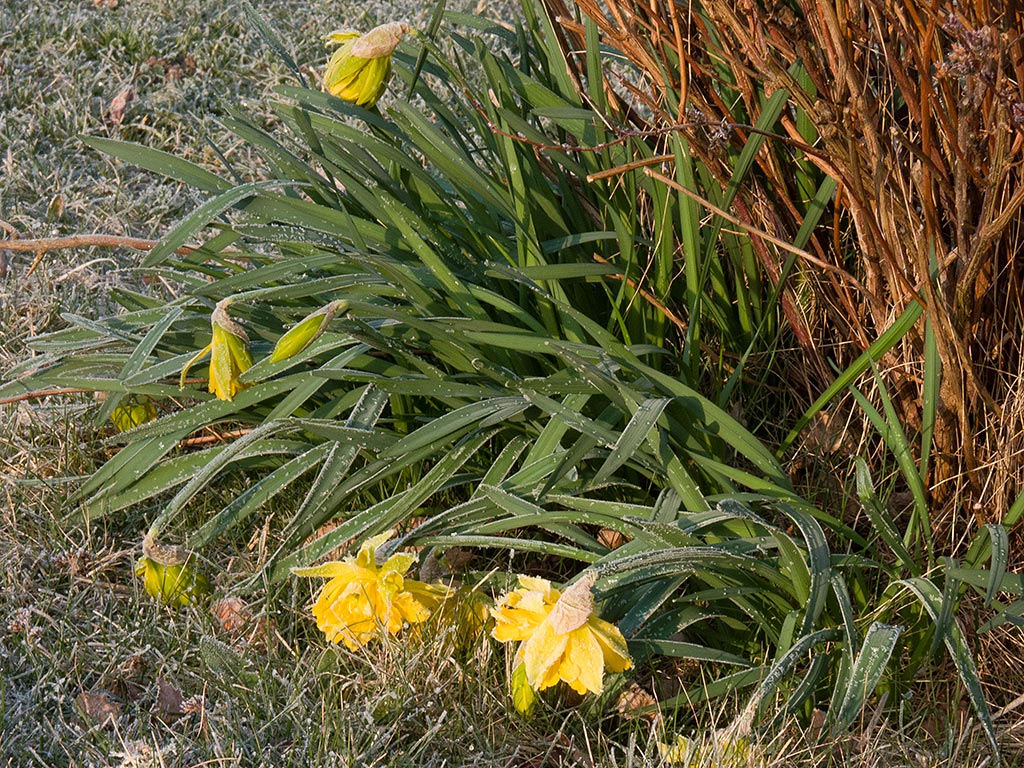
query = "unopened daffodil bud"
(323, 22, 411, 108)
(110, 397, 158, 432)
(180, 299, 254, 401)
(136, 534, 210, 607)
(268, 300, 347, 364)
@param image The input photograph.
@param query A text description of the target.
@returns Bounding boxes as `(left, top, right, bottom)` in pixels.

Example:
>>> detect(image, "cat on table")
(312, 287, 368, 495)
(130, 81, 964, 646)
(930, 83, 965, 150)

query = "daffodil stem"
(406, 0, 447, 98)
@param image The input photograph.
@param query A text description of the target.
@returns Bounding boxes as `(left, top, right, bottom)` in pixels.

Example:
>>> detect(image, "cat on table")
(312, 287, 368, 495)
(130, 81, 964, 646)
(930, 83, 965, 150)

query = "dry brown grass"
(545, 0, 1024, 526)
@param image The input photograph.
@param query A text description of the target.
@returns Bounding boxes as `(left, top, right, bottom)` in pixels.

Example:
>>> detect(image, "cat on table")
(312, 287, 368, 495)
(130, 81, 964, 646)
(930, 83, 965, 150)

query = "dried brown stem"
(0, 232, 244, 277)
(0, 388, 98, 405)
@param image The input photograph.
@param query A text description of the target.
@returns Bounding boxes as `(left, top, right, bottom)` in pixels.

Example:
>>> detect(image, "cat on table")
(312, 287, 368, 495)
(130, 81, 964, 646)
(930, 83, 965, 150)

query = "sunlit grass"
(1, 0, 1019, 766)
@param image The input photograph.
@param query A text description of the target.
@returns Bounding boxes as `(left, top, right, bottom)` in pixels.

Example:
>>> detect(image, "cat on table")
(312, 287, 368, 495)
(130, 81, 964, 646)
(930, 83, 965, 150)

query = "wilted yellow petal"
(520, 620, 569, 692)
(561, 626, 605, 694)
(291, 530, 442, 649)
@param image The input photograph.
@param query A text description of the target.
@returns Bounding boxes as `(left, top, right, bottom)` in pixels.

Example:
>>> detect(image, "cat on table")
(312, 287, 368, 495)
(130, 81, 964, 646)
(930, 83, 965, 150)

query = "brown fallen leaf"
(616, 683, 659, 721)
(108, 86, 133, 126)
(154, 676, 184, 722)
(211, 596, 275, 646)
(597, 528, 626, 550)
(144, 53, 196, 83)
(211, 596, 250, 633)
(76, 690, 122, 728)
(93, 0, 119, 7)
(181, 694, 205, 715)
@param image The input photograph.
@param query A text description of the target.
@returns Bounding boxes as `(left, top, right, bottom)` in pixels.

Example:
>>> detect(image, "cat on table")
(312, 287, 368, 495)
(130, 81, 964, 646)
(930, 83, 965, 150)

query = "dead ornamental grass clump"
(547, 0, 1024, 525)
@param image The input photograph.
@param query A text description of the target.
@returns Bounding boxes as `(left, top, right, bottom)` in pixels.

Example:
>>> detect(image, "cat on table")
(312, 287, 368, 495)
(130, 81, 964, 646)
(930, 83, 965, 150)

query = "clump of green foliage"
(3, 0, 1020, 763)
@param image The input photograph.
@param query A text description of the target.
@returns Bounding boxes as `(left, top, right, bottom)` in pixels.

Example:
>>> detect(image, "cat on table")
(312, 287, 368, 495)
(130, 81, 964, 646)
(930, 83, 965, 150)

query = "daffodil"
(323, 22, 410, 108)
(180, 299, 253, 401)
(292, 531, 447, 650)
(135, 534, 210, 607)
(110, 397, 158, 431)
(490, 572, 632, 698)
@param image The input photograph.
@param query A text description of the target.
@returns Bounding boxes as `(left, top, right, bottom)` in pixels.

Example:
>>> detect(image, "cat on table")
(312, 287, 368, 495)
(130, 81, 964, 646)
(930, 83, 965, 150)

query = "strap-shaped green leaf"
(899, 577, 1000, 759)
(829, 622, 902, 734)
(81, 137, 231, 194)
(144, 180, 310, 267)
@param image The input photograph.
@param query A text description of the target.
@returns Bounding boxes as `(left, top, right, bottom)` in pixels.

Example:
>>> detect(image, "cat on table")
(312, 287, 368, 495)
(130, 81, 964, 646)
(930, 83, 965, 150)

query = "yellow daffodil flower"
(490, 572, 632, 699)
(292, 531, 448, 650)
(323, 22, 410, 108)
(135, 534, 210, 607)
(180, 299, 254, 401)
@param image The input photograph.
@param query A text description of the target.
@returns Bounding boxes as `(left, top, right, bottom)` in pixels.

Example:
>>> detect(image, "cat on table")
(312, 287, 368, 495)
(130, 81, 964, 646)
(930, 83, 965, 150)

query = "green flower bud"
(323, 22, 410, 108)
(135, 535, 210, 607)
(268, 300, 347, 364)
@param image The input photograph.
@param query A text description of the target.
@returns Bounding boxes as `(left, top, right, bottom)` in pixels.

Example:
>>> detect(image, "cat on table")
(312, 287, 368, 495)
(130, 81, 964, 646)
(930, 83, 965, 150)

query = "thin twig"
(592, 254, 687, 334)
(1, 234, 172, 254)
(0, 232, 244, 277)
(644, 167, 879, 298)
(0, 388, 98, 405)
(179, 429, 252, 447)
(466, 84, 824, 159)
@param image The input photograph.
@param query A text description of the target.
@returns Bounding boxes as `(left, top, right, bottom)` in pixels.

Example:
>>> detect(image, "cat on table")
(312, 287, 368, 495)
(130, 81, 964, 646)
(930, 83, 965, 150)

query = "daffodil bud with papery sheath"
(323, 22, 410, 108)
(135, 534, 210, 607)
(180, 299, 254, 401)
(268, 300, 347, 364)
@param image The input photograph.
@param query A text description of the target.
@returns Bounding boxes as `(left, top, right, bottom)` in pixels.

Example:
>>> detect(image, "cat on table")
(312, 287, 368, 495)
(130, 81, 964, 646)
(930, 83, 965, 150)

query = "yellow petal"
(357, 530, 397, 567)
(589, 616, 633, 672)
(561, 626, 606, 694)
(380, 551, 417, 577)
(291, 560, 361, 579)
(521, 620, 569, 691)
(490, 593, 548, 642)
(516, 575, 556, 598)
(180, 342, 212, 389)
(324, 30, 361, 45)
